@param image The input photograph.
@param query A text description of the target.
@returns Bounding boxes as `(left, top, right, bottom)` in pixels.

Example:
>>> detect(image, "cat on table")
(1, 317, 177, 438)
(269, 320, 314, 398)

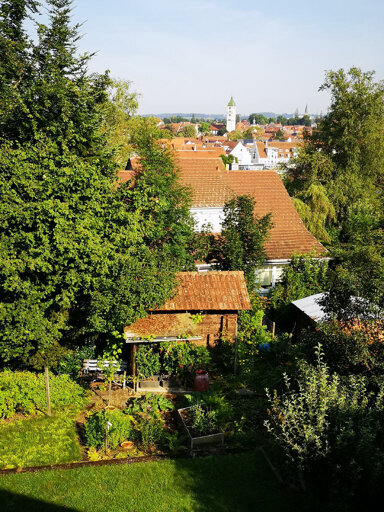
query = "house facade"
(177, 158, 327, 292)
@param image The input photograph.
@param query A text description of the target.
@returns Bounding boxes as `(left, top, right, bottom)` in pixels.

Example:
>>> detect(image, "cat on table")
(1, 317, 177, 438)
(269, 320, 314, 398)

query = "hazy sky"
(35, 0, 384, 116)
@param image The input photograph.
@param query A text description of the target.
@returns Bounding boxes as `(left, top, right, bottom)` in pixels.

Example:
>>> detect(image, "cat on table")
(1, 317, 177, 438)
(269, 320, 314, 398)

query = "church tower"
(226, 96, 236, 132)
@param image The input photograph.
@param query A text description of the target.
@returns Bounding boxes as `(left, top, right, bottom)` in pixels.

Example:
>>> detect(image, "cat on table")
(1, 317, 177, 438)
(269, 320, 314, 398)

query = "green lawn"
(0, 413, 82, 470)
(0, 451, 311, 512)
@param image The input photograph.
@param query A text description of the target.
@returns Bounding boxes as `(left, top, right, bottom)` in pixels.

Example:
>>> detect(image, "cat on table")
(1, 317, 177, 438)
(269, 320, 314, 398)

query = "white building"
(228, 141, 252, 169)
(177, 158, 327, 292)
(226, 97, 236, 133)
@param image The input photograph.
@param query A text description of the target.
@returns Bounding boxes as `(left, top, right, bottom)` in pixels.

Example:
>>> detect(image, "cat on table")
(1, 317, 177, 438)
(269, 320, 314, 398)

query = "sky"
(33, 0, 384, 116)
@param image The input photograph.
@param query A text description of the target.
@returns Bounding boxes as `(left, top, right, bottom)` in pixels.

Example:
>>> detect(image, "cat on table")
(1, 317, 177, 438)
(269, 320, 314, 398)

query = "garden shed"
(124, 271, 251, 385)
(124, 271, 251, 346)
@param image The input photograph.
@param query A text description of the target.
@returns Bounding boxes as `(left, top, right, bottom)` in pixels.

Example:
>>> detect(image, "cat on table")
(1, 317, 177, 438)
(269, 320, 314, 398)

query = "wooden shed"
(124, 271, 251, 348)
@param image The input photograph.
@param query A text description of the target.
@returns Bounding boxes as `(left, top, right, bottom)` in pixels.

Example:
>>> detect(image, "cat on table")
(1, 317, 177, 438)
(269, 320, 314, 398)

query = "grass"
(0, 451, 312, 512)
(0, 413, 82, 469)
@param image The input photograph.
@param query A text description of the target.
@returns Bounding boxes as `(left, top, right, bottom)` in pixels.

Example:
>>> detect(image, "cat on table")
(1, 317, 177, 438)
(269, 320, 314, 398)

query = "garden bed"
(178, 406, 224, 450)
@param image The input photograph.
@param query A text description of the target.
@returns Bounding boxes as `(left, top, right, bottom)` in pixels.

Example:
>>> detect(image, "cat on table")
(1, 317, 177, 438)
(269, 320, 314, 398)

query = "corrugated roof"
(156, 271, 251, 311)
(292, 293, 326, 322)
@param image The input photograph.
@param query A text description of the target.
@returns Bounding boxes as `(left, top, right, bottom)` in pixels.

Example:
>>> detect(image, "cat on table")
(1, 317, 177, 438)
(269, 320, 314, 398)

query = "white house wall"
(191, 207, 224, 233)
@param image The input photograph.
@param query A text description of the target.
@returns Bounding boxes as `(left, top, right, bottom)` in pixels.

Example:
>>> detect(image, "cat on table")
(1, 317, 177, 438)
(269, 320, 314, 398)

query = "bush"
(126, 393, 174, 418)
(135, 342, 211, 380)
(136, 345, 161, 378)
(264, 345, 384, 499)
(268, 254, 329, 330)
(160, 341, 211, 377)
(190, 404, 219, 435)
(298, 319, 384, 376)
(0, 370, 87, 419)
(54, 345, 96, 381)
(185, 388, 233, 431)
(138, 417, 165, 450)
(84, 409, 135, 449)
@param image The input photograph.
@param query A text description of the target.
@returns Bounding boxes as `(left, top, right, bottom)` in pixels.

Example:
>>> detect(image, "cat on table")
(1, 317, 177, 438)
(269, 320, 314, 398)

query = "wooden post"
(44, 366, 51, 416)
(272, 322, 276, 338)
(132, 344, 137, 392)
(123, 370, 126, 390)
(234, 320, 238, 376)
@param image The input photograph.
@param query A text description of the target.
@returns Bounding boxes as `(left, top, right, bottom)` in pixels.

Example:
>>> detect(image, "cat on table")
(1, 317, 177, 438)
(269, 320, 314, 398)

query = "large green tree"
(0, 0, 194, 365)
(286, 68, 384, 245)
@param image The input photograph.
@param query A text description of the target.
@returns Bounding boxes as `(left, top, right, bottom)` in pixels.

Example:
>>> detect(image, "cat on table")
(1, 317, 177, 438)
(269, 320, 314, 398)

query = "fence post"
(44, 366, 51, 416)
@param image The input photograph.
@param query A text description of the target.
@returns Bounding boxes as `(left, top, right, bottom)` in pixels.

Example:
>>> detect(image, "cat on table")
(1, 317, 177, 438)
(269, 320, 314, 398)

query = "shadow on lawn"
(173, 451, 311, 512)
(0, 489, 80, 512)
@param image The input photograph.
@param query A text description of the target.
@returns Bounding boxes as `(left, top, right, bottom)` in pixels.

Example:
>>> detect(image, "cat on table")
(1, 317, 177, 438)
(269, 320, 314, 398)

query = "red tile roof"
(177, 159, 326, 259)
(227, 171, 325, 259)
(156, 271, 251, 311)
(177, 158, 233, 207)
(177, 148, 225, 159)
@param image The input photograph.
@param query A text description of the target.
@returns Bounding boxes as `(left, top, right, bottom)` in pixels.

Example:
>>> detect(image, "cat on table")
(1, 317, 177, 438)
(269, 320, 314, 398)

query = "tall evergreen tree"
(0, 1, 194, 365)
(0, 0, 40, 140)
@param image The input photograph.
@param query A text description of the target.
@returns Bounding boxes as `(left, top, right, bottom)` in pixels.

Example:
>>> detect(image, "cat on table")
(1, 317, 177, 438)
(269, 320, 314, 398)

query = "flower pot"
(121, 441, 134, 450)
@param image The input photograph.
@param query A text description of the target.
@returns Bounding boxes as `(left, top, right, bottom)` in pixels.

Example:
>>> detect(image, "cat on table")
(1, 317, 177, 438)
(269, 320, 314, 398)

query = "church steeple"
(226, 96, 237, 132)
(228, 96, 236, 107)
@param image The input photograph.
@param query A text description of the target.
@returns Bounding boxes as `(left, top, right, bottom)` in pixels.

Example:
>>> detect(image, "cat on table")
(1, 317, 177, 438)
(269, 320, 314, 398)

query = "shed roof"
(291, 293, 326, 322)
(156, 271, 251, 311)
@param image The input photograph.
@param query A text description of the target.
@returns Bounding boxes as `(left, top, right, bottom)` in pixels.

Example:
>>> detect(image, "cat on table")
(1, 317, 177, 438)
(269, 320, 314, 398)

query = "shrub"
(264, 345, 384, 498)
(185, 388, 233, 429)
(0, 371, 87, 419)
(54, 345, 96, 381)
(160, 341, 211, 377)
(138, 417, 165, 451)
(298, 319, 384, 376)
(126, 393, 174, 418)
(84, 409, 135, 449)
(136, 345, 161, 378)
(135, 342, 211, 380)
(190, 405, 219, 435)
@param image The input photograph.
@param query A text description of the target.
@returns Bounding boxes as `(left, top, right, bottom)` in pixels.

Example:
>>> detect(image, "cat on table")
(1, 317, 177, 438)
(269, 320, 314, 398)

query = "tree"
(265, 346, 384, 503)
(1, 0, 111, 158)
(216, 196, 272, 290)
(268, 254, 330, 330)
(199, 122, 211, 135)
(0, 0, 40, 140)
(286, 68, 384, 244)
(181, 125, 196, 137)
(100, 79, 139, 167)
(248, 113, 268, 125)
(274, 129, 284, 140)
(0, 0, 194, 366)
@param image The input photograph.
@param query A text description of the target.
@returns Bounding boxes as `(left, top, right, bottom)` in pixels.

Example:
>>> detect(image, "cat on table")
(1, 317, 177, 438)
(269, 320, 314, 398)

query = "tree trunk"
(44, 366, 51, 416)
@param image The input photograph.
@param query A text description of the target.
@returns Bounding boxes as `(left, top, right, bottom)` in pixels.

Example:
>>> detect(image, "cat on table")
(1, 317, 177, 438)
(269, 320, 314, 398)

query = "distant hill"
(142, 112, 309, 120)
(142, 113, 225, 120)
